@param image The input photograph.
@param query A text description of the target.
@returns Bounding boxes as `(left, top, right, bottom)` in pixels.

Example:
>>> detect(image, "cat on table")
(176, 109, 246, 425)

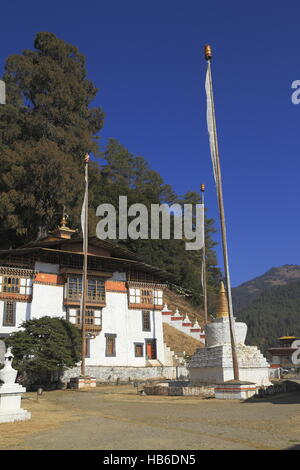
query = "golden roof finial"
(204, 44, 212, 61)
(216, 281, 229, 318)
(59, 206, 68, 228)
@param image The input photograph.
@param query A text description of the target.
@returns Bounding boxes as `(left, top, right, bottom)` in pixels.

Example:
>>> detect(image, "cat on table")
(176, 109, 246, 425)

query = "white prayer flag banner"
(205, 64, 219, 187)
(0, 80, 5, 105)
(81, 185, 87, 240)
(80, 185, 87, 322)
(81, 155, 89, 240)
(80, 154, 89, 322)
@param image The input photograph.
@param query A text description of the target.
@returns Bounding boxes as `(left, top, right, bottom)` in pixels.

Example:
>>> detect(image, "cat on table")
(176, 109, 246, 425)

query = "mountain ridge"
(232, 264, 300, 311)
(232, 265, 300, 354)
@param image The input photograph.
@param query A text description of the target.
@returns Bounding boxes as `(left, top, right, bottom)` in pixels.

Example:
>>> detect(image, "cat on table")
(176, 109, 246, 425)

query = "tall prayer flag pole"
(80, 153, 90, 377)
(200, 184, 208, 326)
(204, 45, 239, 380)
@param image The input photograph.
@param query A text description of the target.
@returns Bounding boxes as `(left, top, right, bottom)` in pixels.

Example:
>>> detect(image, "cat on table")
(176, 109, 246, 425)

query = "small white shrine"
(0, 346, 31, 423)
(188, 283, 271, 389)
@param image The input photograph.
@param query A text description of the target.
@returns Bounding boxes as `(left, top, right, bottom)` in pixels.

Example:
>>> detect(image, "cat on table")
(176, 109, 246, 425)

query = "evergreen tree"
(0, 32, 104, 246)
(0, 34, 222, 308)
(3, 316, 81, 387)
(235, 280, 300, 354)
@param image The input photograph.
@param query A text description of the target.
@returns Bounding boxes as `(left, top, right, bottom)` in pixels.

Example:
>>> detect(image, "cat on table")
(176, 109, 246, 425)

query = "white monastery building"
(0, 218, 204, 377)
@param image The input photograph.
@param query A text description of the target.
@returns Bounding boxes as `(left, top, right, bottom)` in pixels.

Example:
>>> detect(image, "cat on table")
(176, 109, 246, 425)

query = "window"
(3, 301, 16, 326)
(76, 309, 81, 324)
(129, 288, 155, 305)
(3, 277, 20, 293)
(141, 289, 153, 304)
(68, 277, 82, 300)
(129, 288, 140, 304)
(105, 334, 116, 357)
(154, 290, 163, 306)
(88, 279, 105, 302)
(75, 309, 102, 327)
(86, 309, 95, 324)
(67, 277, 105, 303)
(134, 343, 144, 357)
(142, 310, 151, 332)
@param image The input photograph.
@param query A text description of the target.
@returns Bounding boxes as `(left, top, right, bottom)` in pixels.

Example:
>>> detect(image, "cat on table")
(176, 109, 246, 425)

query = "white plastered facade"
(0, 262, 166, 367)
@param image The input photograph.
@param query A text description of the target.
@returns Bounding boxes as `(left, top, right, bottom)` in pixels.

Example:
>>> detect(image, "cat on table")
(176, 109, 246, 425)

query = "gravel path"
(1, 385, 300, 450)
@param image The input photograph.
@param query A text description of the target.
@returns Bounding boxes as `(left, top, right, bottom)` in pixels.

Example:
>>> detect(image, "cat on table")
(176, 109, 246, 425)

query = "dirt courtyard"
(1, 384, 299, 450)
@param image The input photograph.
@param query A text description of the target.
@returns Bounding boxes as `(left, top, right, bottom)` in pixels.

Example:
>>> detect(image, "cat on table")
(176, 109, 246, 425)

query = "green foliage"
(0, 31, 104, 245)
(0, 32, 222, 308)
(4, 316, 81, 386)
(235, 280, 300, 354)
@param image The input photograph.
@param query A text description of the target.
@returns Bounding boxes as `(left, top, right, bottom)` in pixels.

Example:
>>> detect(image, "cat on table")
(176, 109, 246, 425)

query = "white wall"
(0, 267, 167, 368)
(86, 291, 166, 367)
(30, 284, 65, 319)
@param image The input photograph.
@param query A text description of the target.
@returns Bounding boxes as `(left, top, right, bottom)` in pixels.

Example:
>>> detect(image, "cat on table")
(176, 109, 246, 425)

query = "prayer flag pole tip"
(204, 45, 212, 61)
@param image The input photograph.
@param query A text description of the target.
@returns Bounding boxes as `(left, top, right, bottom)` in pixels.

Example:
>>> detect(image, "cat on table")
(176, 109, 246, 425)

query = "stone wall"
(62, 365, 189, 383)
(143, 383, 215, 397)
(256, 380, 300, 397)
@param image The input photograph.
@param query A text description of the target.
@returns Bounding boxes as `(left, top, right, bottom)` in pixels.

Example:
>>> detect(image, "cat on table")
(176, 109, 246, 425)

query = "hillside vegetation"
(233, 266, 300, 354)
(232, 265, 300, 311)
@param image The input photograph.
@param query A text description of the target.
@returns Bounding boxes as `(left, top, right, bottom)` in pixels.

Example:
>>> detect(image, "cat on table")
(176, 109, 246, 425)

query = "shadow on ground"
(245, 390, 300, 405)
(282, 444, 300, 450)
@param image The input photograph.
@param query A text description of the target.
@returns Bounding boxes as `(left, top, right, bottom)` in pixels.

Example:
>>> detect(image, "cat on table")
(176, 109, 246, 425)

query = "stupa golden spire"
(216, 282, 229, 318)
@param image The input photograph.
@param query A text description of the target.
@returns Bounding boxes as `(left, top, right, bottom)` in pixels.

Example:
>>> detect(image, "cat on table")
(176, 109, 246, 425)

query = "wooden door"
(146, 340, 157, 359)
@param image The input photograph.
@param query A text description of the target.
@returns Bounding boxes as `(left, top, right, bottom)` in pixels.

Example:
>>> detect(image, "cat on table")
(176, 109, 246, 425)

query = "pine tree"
(0, 32, 104, 246)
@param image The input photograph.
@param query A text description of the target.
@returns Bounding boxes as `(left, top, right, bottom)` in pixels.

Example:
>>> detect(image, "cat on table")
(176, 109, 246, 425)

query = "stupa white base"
(0, 383, 31, 423)
(214, 380, 258, 400)
(188, 344, 271, 387)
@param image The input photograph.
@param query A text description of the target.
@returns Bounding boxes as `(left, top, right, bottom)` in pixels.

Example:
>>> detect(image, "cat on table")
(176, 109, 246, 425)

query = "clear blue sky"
(1, 0, 300, 287)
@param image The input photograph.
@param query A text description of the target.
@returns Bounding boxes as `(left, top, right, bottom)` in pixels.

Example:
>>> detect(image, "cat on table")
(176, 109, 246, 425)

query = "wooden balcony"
(64, 293, 106, 308)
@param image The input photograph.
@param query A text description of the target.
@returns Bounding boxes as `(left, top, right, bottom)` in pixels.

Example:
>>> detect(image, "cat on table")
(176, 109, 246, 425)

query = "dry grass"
(164, 288, 205, 326)
(0, 393, 81, 449)
(163, 288, 205, 356)
(163, 323, 204, 356)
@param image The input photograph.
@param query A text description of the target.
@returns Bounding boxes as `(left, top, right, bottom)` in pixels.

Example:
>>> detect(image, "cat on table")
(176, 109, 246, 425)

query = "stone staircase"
(146, 359, 163, 367)
(164, 344, 187, 366)
(161, 304, 206, 344)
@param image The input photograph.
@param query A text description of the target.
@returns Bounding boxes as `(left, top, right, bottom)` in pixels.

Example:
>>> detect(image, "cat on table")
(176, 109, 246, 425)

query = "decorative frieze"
(0, 266, 36, 278)
(127, 281, 166, 290)
(0, 293, 32, 303)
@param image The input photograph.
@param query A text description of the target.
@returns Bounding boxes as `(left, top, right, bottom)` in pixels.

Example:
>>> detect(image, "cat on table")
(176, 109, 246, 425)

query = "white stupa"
(0, 347, 31, 423)
(188, 283, 271, 387)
